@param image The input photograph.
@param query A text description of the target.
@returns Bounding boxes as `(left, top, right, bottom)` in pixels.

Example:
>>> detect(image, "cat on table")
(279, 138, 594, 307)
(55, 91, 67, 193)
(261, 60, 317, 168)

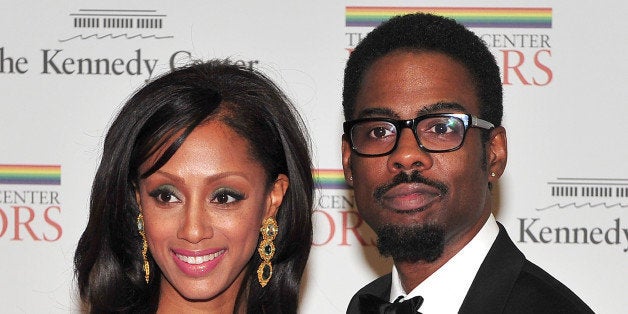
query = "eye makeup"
(210, 187, 245, 205)
(148, 184, 182, 204)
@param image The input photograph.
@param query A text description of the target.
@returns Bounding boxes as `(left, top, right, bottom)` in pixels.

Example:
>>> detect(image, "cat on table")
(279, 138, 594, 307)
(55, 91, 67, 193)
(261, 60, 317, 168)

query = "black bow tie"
(357, 294, 424, 314)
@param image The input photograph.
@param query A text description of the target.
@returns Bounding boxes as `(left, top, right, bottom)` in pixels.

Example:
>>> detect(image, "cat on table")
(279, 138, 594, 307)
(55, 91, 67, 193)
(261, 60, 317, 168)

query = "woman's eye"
(211, 188, 245, 205)
(213, 193, 236, 204)
(156, 192, 179, 203)
(148, 186, 181, 204)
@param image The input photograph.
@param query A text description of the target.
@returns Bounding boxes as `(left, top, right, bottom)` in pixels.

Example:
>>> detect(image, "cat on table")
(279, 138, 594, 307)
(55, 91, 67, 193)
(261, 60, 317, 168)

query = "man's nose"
(386, 128, 433, 172)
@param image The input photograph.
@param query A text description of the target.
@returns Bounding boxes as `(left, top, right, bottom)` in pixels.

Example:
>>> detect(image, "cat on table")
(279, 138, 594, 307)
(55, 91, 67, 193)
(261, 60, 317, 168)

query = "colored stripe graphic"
(346, 7, 552, 28)
(313, 169, 349, 190)
(0, 164, 61, 185)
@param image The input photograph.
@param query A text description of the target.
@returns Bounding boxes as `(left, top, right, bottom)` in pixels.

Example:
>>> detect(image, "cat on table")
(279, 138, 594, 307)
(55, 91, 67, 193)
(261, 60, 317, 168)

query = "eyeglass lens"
(350, 116, 466, 155)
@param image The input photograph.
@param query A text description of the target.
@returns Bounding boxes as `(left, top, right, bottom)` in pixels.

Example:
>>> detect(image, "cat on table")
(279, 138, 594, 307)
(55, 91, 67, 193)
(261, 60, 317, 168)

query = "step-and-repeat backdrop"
(1, 1, 626, 313)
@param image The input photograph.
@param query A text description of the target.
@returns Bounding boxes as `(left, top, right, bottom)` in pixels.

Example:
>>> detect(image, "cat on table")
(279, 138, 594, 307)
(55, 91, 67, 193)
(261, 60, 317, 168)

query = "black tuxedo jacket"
(347, 223, 593, 314)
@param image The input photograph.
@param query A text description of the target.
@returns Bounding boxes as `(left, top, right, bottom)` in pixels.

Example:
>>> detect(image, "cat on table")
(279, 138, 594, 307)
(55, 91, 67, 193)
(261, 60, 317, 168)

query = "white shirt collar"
(389, 214, 499, 313)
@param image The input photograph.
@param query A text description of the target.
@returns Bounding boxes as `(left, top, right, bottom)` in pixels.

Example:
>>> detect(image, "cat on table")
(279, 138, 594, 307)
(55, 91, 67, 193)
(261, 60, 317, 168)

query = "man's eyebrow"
(417, 102, 468, 116)
(354, 107, 399, 119)
(354, 102, 469, 120)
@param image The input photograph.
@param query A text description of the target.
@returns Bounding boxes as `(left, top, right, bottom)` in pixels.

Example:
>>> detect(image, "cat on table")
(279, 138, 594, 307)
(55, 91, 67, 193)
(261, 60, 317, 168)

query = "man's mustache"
(373, 171, 448, 202)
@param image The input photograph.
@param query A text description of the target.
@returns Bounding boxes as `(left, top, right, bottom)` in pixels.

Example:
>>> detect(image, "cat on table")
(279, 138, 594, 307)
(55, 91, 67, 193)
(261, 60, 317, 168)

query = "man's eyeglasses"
(343, 113, 494, 157)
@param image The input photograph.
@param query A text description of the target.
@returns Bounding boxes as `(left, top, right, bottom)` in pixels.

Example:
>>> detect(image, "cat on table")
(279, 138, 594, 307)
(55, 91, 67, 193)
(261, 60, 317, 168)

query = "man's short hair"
(343, 13, 503, 131)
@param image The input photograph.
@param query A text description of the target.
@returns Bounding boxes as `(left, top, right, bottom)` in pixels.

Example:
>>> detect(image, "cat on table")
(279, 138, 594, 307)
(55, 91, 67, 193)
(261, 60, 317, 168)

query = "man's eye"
(369, 126, 395, 139)
(430, 123, 452, 134)
(423, 117, 463, 136)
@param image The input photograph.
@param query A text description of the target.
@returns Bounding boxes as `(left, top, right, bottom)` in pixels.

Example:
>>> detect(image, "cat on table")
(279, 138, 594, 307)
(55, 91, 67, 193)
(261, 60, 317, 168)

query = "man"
(342, 13, 592, 313)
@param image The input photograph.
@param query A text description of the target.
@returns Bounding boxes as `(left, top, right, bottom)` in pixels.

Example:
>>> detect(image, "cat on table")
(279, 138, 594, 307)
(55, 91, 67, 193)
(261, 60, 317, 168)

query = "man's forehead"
(352, 51, 480, 120)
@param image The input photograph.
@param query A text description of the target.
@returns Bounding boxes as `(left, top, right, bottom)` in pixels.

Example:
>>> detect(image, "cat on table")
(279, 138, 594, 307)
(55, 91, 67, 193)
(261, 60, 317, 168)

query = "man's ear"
(487, 126, 507, 183)
(265, 174, 289, 218)
(341, 134, 354, 187)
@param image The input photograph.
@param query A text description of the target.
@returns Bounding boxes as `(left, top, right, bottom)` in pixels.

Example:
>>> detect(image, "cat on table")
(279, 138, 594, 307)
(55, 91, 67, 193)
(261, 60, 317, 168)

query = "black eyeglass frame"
(343, 113, 495, 157)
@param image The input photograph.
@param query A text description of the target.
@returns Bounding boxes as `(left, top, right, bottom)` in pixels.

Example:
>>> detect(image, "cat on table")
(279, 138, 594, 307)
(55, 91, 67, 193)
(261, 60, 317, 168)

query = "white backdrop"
(1, 1, 626, 313)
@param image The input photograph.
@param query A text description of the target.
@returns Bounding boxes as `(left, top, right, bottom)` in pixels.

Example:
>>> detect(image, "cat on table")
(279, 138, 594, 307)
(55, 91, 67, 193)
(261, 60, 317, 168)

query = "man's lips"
(380, 183, 442, 212)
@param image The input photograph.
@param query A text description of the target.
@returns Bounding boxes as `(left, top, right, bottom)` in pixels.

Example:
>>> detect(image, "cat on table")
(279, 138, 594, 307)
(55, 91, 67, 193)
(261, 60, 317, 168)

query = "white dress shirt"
(389, 214, 499, 313)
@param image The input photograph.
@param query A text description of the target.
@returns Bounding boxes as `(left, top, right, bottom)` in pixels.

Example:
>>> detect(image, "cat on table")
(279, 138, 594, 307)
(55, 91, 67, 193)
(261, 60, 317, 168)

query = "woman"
(74, 60, 313, 313)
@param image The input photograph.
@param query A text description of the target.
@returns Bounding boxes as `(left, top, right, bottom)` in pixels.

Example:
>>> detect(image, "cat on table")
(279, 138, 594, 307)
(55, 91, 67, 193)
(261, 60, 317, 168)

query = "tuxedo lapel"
(347, 274, 392, 313)
(361, 273, 392, 299)
(458, 222, 525, 314)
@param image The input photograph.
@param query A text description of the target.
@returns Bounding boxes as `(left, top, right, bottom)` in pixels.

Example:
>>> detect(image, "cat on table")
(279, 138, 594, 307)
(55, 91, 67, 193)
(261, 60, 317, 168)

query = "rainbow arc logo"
(0, 164, 61, 185)
(346, 7, 552, 28)
(313, 169, 348, 190)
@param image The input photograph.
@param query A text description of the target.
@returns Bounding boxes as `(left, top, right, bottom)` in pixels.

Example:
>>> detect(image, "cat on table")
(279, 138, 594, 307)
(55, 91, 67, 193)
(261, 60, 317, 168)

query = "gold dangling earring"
(137, 213, 150, 283)
(257, 217, 278, 287)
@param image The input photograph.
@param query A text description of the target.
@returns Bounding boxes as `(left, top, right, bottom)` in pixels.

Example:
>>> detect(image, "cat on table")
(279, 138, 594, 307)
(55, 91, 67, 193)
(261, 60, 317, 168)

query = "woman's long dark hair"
(74, 60, 313, 313)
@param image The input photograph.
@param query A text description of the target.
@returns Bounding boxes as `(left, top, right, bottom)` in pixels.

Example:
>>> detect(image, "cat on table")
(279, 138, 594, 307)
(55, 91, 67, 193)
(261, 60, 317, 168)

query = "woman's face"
(136, 119, 288, 310)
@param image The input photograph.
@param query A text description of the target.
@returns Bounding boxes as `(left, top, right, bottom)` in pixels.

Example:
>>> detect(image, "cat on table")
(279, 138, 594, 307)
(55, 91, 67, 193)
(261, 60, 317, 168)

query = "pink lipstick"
(171, 248, 226, 277)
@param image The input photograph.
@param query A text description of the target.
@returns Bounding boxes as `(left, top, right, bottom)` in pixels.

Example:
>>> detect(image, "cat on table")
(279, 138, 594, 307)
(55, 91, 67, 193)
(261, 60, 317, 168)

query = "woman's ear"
(134, 183, 142, 212)
(266, 174, 289, 218)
